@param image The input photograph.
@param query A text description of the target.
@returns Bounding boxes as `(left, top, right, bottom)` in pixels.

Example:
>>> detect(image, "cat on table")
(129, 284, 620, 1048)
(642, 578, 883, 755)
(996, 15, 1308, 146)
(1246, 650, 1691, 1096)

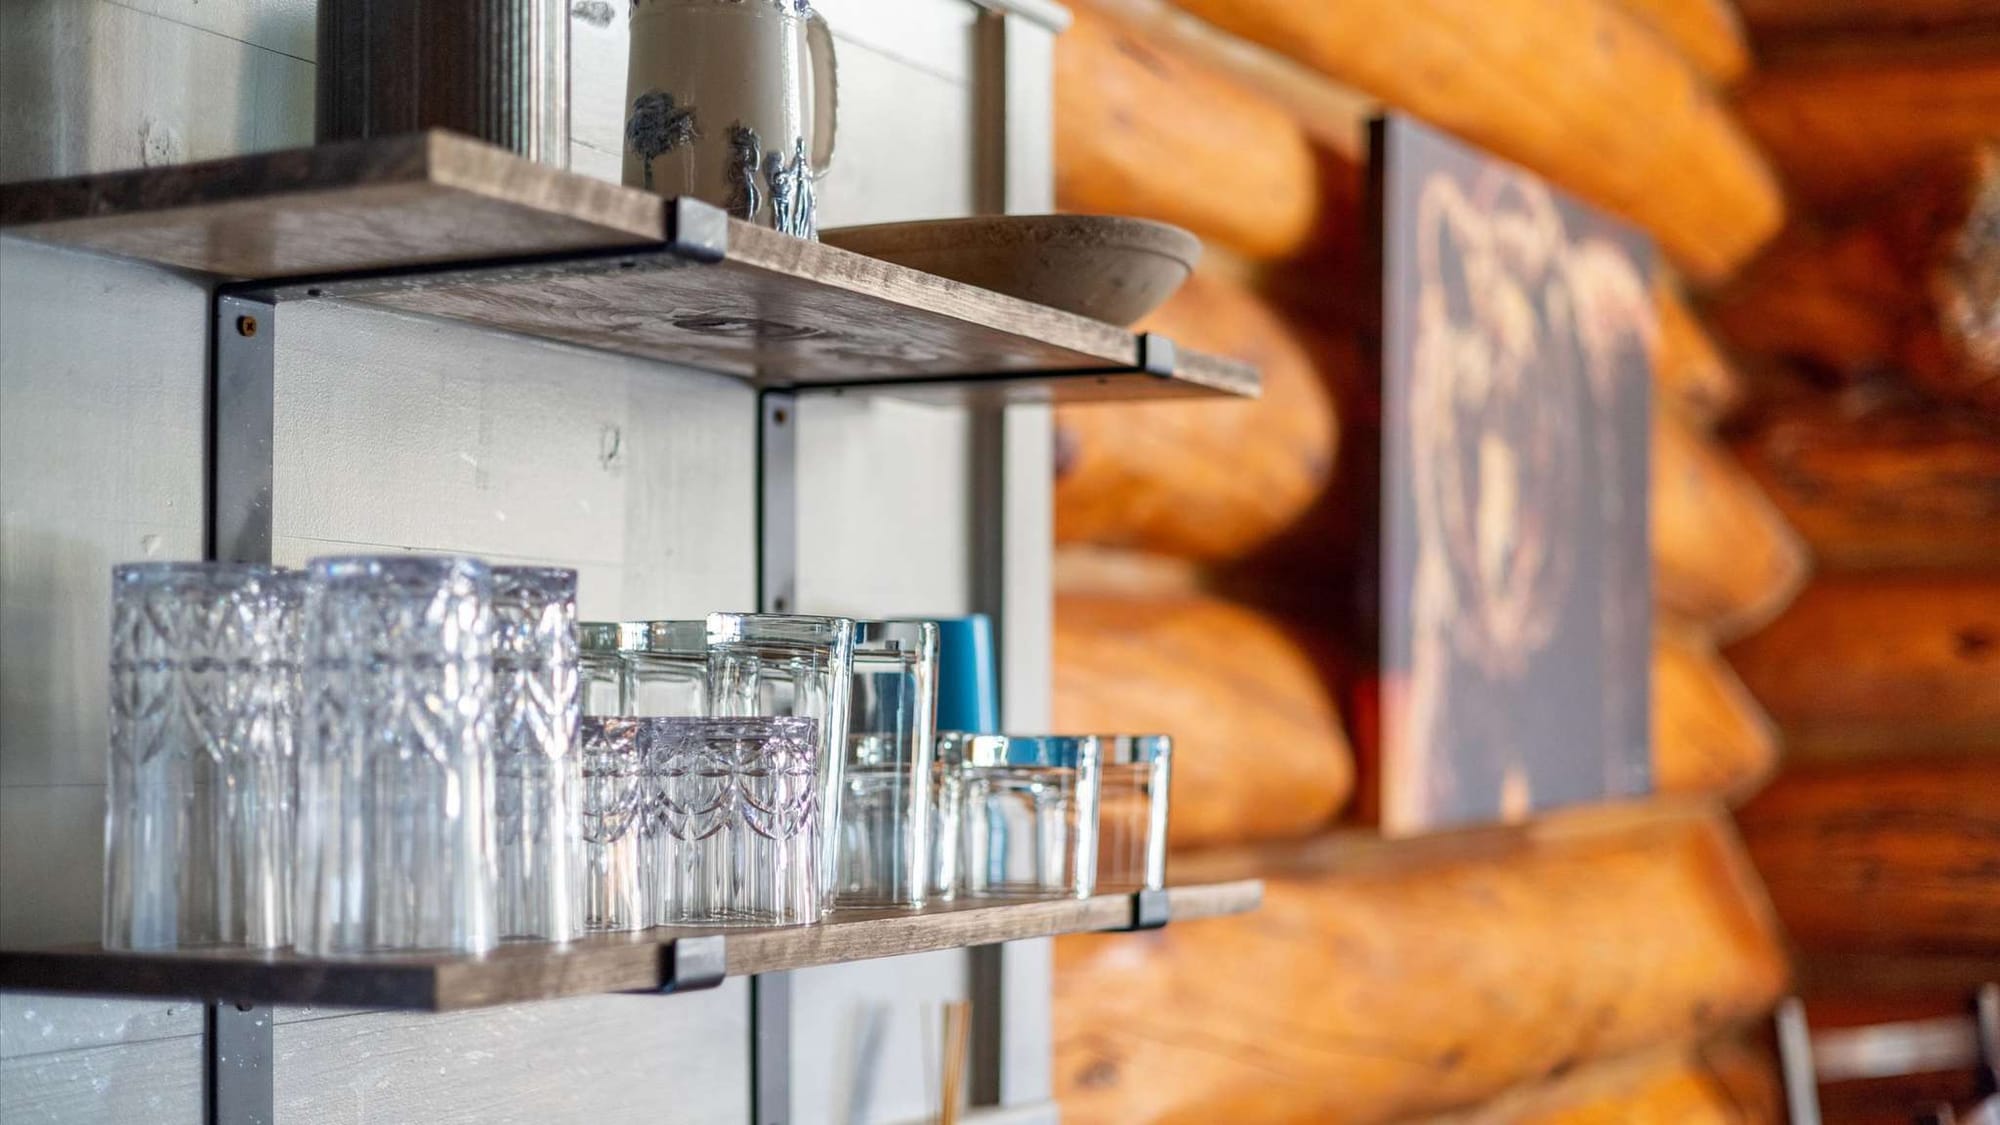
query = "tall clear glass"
(492, 567, 582, 942)
(104, 563, 302, 951)
(930, 731, 970, 902)
(1094, 735, 1171, 893)
(579, 716, 652, 931)
(960, 735, 1100, 900)
(652, 717, 822, 926)
(295, 556, 499, 955)
(839, 621, 938, 908)
(579, 622, 643, 718)
(706, 614, 854, 915)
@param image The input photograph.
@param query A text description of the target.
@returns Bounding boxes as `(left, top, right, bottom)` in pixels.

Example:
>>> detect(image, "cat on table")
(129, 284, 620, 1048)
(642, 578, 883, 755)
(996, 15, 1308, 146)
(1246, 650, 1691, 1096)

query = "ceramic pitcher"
(624, 0, 837, 239)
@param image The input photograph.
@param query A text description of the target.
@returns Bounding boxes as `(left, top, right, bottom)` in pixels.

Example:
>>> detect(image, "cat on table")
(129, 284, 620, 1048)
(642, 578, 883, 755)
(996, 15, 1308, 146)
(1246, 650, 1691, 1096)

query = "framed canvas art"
(1367, 115, 1655, 833)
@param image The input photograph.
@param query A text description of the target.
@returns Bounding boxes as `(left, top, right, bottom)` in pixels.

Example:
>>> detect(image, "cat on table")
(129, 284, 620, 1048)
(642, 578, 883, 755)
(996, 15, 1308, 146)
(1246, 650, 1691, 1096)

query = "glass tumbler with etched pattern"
(294, 556, 499, 955)
(651, 716, 822, 926)
(104, 563, 303, 951)
(706, 614, 853, 916)
(493, 567, 582, 942)
(839, 621, 938, 908)
(579, 716, 653, 931)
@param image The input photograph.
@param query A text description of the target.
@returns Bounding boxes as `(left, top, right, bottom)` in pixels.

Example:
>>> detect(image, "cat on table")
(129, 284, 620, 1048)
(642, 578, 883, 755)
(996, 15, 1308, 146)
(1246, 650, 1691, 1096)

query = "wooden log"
(1654, 616, 1780, 801)
(1160, 0, 1785, 282)
(1053, 802, 1790, 1124)
(1737, 756, 2000, 953)
(1735, 0, 2000, 44)
(1054, 269, 1344, 562)
(1724, 573, 2000, 757)
(1616, 0, 1752, 87)
(1419, 1040, 1782, 1124)
(1708, 143, 2000, 412)
(1052, 590, 1354, 849)
(1652, 273, 1745, 427)
(1732, 393, 2000, 571)
(1054, 5, 1324, 262)
(1653, 408, 1811, 640)
(1735, 53, 2000, 215)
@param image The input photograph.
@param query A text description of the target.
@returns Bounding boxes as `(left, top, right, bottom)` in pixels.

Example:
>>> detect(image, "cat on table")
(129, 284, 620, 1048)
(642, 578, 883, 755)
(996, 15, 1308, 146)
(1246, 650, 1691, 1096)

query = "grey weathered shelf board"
(0, 880, 1261, 1012)
(0, 131, 1258, 403)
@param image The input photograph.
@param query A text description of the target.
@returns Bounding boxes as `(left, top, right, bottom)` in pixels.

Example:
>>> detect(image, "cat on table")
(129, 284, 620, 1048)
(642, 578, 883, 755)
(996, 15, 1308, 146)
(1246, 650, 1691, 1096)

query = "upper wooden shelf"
(0, 881, 1261, 1012)
(0, 131, 1258, 404)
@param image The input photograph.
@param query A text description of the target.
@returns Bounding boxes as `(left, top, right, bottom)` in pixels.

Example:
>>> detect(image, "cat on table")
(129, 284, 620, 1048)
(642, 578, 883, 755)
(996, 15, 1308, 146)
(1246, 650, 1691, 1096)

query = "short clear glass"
(1093, 735, 1172, 893)
(839, 621, 938, 908)
(625, 620, 710, 719)
(652, 716, 822, 927)
(104, 563, 302, 951)
(294, 556, 499, 955)
(492, 567, 582, 942)
(579, 716, 653, 931)
(959, 735, 1100, 900)
(705, 614, 854, 915)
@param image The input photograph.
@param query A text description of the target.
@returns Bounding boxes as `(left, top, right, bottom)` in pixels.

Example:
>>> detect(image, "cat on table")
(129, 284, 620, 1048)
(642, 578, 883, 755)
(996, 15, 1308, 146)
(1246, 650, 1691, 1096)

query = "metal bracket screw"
(235, 315, 258, 337)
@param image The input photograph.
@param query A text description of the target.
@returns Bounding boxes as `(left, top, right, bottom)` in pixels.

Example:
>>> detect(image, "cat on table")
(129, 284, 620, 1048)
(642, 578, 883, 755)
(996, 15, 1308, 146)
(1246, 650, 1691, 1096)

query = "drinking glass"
(579, 716, 652, 931)
(959, 735, 1100, 900)
(705, 614, 854, 914)
(104, 563, 302, 951)
(930, 731, 970, 902)
(579, 622, 643, 718)
(492, 567, 582, 942)
(839, 621, 938, 908)
(1093, 735, 1172, 893)
(652, 717, 822, 926)
(625, 620, 710, 718)
(294, 556, 499, 955)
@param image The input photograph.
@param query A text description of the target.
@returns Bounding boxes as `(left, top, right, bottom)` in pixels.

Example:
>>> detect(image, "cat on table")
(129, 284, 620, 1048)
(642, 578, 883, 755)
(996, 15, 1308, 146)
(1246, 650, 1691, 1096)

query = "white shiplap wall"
(0, 0, 1059, 1121)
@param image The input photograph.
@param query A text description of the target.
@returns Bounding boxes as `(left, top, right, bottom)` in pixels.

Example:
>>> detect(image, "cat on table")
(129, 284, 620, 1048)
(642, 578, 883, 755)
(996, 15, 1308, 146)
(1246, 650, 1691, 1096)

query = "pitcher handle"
(806, 10, 838, 175)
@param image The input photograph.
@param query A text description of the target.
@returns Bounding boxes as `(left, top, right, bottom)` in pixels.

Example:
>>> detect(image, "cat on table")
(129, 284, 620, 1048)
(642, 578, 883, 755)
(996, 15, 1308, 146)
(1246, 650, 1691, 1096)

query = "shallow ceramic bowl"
(820, 215, 1202, 326)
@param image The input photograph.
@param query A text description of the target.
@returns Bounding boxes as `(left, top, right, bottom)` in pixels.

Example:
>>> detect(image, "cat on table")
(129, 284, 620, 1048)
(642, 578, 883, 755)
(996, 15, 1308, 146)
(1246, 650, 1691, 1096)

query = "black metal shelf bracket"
(658, 936, 728, 994)
(1117, 889, 1172, 932)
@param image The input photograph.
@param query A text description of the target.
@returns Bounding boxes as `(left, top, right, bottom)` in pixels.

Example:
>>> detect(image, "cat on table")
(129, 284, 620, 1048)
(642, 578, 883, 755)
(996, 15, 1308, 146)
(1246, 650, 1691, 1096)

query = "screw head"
(236, 315, 258, 338)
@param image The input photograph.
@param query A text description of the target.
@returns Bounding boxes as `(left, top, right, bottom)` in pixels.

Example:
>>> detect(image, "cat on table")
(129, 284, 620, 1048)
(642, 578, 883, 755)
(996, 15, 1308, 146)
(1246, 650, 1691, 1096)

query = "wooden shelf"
(0, 881, 1260, 1012)
(0, 131, 1258, 404)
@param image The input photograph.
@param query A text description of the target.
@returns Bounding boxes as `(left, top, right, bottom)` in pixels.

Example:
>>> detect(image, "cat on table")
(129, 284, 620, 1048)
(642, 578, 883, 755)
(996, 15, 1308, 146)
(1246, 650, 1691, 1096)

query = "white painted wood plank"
(272, 984, 752, 1124)
(0, 1033, 203, 1124)
(111, 0, 316, 61)
(0, 0, 311, 184)
(0, 239, 207, 791)
(793, 397, 973, 619)
(0, 996, 203, 1060)
(272, 300, 757, 618)
(816, 41, 977, 228)
(818, 0, 980, 84)
(0, 785, 105, 949)
(788, 951, 969, 1125)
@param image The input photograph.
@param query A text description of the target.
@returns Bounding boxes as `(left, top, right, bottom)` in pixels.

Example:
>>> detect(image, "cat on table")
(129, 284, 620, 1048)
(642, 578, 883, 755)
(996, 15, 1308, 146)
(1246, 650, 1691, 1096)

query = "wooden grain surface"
(1054, 5, 1327, 262)
(1735, 51, 2000, 215)
(1054, 269, 1341, 559)
(1417, 1039, 1782, 1125)
(0, 132, 662, 278)
(1737, 755, 2000, 953)
(1725, 572, 2000, 757)
(1160, 0, 1784, 282)
(0, 881, 1261, 1012)
(1053, 590, 1355, 849)
(1733, 393, 2000, 571)
(1053, 800, 1789, 1123)
(1615, 0, 1752, 86)
(1654, 406, 1811, 640)
(1709, 142, 2000, 413)
(1655, 615, 1780, 801)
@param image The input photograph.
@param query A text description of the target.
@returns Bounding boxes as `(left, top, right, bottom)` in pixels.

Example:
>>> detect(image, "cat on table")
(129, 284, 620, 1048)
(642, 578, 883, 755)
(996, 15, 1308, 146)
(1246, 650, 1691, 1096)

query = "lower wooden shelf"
(0, 880, 1260, 1012)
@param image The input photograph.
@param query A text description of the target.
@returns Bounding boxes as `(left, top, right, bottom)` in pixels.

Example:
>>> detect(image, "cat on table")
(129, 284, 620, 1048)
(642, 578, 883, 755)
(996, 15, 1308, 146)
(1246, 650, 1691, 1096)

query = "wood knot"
(1957, 627, 1996, 659)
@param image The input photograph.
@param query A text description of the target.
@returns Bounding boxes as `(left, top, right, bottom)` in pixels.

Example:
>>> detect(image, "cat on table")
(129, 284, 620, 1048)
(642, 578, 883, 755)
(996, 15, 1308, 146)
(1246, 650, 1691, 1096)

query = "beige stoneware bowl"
(820, 214, 1202, 326)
